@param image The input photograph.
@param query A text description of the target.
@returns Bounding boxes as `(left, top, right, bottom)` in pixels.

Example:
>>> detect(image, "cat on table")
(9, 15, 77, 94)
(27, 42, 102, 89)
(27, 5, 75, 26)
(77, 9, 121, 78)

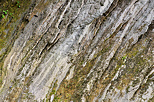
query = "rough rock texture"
(0, 0, 154, 102)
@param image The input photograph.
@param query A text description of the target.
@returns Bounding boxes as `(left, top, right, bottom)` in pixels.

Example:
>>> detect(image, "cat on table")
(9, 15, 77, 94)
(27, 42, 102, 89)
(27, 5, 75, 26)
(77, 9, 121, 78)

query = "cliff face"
(0, 0, 154, 101)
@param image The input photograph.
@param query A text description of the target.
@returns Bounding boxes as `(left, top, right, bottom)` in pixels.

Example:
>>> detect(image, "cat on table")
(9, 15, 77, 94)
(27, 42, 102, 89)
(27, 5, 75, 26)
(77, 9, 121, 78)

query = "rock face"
(0, 0, 154, 101)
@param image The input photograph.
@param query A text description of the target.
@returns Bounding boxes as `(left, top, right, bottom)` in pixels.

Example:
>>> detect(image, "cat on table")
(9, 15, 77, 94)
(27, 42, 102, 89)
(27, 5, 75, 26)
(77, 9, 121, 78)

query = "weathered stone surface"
(0, 0, 154, 102)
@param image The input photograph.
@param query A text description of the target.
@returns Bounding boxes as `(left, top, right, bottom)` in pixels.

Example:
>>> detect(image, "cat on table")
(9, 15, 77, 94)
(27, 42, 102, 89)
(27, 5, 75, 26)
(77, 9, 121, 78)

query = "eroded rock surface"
(0, 0, 154, 102)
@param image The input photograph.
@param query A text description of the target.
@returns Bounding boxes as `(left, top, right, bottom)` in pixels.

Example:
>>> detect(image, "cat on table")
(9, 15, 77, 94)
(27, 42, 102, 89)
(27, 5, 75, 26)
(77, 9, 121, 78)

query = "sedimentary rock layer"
(0, 0, 153, 101)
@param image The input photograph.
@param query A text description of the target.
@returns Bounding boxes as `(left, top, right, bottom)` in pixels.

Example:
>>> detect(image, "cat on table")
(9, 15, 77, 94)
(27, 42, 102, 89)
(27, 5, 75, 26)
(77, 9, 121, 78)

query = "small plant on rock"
(3, 10, 8, 15)
(1, 14, 5, 18)
(16, 1, 20, 8)
(122, 55, 127, 60)
(1, 10, 8, 19)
